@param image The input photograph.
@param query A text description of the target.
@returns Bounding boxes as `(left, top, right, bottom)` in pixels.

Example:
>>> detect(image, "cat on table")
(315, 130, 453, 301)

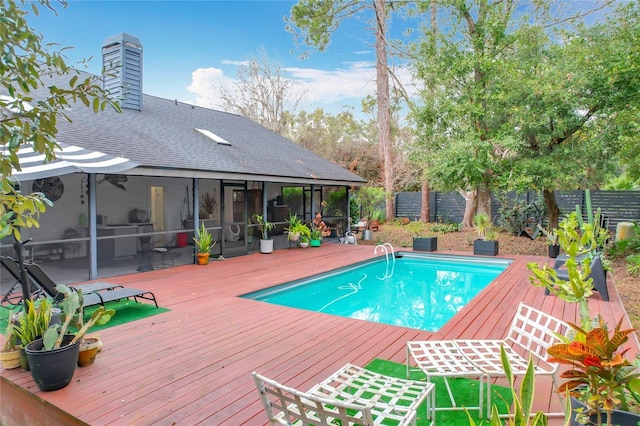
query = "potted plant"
(473, 213, 499, 256)
(547, 316, 640, 426)
(353, 187, 385, 241)
(1, 323, 20, 370)
(537, 224, 560, 258)
(309, 211, 331, 246)
(25, 285, 115, 391)
(528, 212, 640, 423)
(285, 214, 310, 243)
(309, 228, 322, 247)
(528, 212, 602, 329)
(252, 213, 275, 254)
(299, 234, 310, 248)
(413, 234, 437, 252)
(200, 191, 217, 219)
(12, 297, 54, 371)
(74, 300, 104, 368)
(193, 222, 216, 265)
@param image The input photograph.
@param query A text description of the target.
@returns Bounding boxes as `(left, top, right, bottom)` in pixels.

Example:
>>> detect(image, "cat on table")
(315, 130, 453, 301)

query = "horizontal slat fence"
(396, 190, 640, 233)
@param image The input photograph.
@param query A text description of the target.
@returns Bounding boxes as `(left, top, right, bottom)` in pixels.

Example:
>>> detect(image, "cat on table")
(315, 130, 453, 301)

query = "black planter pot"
(548, 244, 560, 258)
(413, 237, 437, 252)
(25, 335, 79, 391)
(570, 397, 640, 426)
(473, 239, 499, 256)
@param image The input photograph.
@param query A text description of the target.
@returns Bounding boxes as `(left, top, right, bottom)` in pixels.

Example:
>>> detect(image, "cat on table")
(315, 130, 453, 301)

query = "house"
(0, 33, 366, 286)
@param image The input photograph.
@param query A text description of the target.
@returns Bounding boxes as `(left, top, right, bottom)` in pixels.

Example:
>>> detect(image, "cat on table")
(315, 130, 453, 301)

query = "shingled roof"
(44, 71, 366, 186)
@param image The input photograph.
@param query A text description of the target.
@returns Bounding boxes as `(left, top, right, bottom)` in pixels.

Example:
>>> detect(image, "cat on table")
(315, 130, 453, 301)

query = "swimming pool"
(241, 252, 512, 332)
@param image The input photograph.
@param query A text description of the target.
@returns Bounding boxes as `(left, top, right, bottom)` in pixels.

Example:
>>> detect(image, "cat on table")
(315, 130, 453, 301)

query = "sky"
(28, 0, 418, 117)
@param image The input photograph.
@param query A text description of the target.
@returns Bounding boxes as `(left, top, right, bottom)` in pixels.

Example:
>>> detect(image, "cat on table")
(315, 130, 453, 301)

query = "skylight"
(194, 128, 231, 146)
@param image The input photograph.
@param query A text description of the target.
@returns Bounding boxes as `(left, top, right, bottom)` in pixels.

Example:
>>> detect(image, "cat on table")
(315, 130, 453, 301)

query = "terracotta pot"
(196, 253, 210, 265)
(78, 337, 101, 367)
(1, 348, 21, 369)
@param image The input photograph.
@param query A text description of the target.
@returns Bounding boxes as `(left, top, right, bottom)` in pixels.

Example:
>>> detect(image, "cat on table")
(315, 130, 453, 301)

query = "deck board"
(1, 243, 637, 425)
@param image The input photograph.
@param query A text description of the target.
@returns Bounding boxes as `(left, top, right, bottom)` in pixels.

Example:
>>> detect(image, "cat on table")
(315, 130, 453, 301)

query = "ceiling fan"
(98, 174, 128, 191)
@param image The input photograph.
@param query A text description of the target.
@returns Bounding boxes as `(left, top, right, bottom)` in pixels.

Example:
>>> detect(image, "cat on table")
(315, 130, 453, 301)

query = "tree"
(410, 0, 620, 228)
(501, 2, 640, 227)
(1, 0, 119, 299)
(287, 0, 397, 222)
(285, 108, 380, 182)
(212, 49, 307, 136)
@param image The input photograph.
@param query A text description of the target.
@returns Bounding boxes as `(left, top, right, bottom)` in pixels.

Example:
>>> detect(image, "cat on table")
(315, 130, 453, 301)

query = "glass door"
(221, 181, 247, 257)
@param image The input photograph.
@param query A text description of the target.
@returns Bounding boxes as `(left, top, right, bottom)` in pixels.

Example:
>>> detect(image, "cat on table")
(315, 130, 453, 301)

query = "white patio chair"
(253, 363, 435, 426)
(406, 340, 486, 419)
(452, 302, 569, 415)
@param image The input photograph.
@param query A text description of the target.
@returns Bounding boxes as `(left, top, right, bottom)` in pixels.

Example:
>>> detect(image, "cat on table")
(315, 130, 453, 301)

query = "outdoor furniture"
(22, 261, 159, 308)
(454, 303, 568, 414)
(0, 257, 40, 308)
(151, 247, 173, 268)
(253, 363, 435, 426)
(546, 253, 609, 301)
(406, 340, 486, 419)
(61, 227, 83, 258)
(136, 235, 154, 272)
(407, 303, 569, 416)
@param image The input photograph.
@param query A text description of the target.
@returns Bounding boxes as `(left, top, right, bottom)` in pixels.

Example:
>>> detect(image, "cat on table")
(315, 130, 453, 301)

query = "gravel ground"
(359, 223, 640, 338)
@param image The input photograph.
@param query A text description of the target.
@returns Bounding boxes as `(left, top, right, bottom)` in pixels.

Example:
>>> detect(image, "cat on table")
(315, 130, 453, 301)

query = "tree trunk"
(460, 189, 477, 228)
(374, 0, 394, 223)
(421, 180, 431, 223)
(476, 186, 492, 219)
(543, 188, 560, 229)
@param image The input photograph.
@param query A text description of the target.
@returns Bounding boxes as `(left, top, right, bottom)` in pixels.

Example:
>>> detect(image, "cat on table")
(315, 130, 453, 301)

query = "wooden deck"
(1, 244, 637, 425)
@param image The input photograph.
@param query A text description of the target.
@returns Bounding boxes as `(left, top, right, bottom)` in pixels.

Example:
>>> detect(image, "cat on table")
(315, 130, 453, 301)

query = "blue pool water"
(241, 252, 511, 332)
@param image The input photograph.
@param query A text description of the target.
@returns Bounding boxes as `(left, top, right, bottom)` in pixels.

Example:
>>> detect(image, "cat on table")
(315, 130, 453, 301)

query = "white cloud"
(186, 60, 420, 115)
(186, 67, 234, 110)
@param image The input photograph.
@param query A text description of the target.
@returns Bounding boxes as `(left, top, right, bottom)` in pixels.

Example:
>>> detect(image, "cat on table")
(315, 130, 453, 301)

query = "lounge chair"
(253, 363, 435, 426)
(407, 303, 569, 416)
(0, 257, 40, 308)
(545, 253, 609, 301)
(22, 261, 159, 308)
(1, 256, 124, 298)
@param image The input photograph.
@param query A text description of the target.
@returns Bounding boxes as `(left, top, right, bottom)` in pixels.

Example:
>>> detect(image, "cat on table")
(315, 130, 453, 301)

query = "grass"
(365, 358, 513, 425)
(1, 299, 169, 336)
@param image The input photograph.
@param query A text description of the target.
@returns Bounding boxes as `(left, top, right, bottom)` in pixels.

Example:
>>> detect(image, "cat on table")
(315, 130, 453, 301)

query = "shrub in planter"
(472, 214, 499, 256)
(1, 323, 20, 370)
(26, 286, 114, 391)
(547, 316, 640, 425)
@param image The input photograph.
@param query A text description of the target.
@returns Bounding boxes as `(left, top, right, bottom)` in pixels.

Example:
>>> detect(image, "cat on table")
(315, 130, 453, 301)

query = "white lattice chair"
(406, 340, 486, 418)
(452, 303, 569, 415)
(253, 363, 435, 426)
(407, 303, 569, 418)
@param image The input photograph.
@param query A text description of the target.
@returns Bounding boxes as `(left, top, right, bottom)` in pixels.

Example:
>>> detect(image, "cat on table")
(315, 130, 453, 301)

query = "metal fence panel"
(395, 190, 640, 231)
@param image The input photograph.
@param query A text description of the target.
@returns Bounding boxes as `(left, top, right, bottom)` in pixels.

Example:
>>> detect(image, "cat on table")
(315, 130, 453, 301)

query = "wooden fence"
(395, 190, 640, 232)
